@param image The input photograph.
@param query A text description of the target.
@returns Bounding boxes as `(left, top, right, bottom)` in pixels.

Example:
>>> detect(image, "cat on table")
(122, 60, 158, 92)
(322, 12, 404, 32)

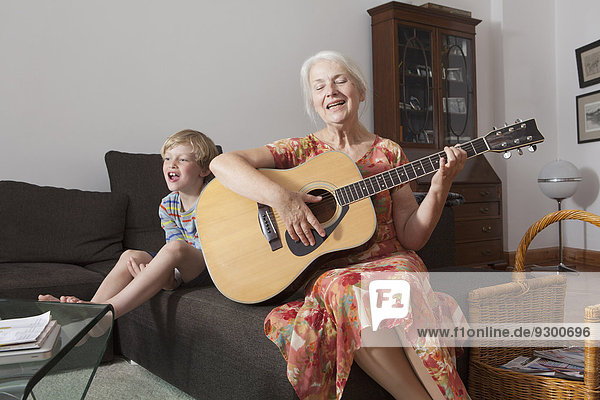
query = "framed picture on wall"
(576, 89, 600, 143)
(576, 39, 600, 88)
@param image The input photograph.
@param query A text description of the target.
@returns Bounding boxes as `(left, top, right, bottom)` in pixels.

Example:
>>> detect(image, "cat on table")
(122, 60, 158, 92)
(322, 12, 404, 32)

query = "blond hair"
(160, 129, 219, 172)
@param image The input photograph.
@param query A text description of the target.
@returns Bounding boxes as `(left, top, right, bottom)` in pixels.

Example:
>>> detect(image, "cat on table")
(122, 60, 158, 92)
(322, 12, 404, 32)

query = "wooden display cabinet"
(415, 158, 504, 266)
(368, 2, 505, 266)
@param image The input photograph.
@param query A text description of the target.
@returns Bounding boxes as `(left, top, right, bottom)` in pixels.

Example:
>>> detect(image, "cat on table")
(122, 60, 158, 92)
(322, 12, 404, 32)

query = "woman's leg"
(103, 241, 205, 318)
(353, 327, 442, 400)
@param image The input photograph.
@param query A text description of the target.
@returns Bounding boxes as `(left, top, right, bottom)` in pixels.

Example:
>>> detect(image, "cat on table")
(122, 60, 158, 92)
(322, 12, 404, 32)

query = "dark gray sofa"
(0, 150, 464, 400)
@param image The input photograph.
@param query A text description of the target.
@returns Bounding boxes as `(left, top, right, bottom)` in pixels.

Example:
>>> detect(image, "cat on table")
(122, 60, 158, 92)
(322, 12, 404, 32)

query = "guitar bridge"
(257, 203, 282, 251)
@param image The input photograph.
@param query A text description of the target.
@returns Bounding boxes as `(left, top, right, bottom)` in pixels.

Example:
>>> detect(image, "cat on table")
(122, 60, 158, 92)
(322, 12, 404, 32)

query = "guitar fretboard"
(334, 137, 489, 206)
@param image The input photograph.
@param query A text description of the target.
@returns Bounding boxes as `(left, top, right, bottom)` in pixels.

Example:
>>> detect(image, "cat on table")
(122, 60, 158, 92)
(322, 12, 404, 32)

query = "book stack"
(500, 347, 585, 381)
(0, 311, 61, 364)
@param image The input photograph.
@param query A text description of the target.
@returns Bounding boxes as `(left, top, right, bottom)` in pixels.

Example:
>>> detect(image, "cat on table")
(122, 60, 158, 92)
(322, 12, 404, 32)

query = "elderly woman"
(210, 50, 469, 400)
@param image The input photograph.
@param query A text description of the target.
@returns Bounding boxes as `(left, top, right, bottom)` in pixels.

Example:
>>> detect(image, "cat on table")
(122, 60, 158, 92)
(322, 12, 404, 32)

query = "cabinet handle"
(482, 226, 493, 233)
(479, 207, 490, 214)
(481, 249, 492, 256)
(479, 190, 490, 197)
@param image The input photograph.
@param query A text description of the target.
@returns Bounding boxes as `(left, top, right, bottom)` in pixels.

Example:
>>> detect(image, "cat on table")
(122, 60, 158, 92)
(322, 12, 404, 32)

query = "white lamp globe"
(537, 160, 582, 200)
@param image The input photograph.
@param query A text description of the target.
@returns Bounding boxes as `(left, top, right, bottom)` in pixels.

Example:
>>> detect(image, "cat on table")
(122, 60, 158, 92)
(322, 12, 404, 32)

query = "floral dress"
(264, 134, 470, 400)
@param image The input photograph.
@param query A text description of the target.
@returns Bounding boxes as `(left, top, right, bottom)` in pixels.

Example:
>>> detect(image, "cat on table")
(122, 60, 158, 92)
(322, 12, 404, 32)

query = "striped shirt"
(158, 192, 201, 250)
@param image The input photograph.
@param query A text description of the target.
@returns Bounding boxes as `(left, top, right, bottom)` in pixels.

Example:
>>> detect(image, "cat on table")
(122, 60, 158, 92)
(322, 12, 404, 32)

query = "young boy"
(39, 129, 219, 319)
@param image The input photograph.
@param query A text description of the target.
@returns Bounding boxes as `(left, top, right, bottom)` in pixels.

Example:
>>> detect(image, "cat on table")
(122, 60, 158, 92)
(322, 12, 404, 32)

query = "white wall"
(0, 0, 383, 191)
(555, 1, 600, 250)
(496, 0, 600, 252)
(495, 0, 561, 251)
(1, 0, 598, 251)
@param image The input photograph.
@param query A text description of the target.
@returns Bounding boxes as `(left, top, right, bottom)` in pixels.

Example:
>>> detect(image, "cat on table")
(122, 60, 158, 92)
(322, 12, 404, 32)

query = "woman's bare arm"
(210, 148, 325, 246)
(392, 146, 466, 250)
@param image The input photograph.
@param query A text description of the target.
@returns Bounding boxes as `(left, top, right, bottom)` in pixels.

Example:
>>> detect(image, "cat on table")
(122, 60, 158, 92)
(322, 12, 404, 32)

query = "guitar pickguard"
(285, 204, 349, 256)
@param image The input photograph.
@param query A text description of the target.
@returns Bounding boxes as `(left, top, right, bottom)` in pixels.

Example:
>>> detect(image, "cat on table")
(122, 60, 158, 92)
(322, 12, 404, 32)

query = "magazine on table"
(0, 311, 52, 348)
(0, 312, 61, 364)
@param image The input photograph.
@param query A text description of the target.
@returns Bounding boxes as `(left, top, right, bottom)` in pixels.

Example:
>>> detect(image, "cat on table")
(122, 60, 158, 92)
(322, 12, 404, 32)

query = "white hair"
(300, 50, 368, 124)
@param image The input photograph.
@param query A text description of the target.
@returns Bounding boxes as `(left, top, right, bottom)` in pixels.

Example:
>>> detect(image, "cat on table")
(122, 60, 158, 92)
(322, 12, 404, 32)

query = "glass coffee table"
(0, 299, 113, 400)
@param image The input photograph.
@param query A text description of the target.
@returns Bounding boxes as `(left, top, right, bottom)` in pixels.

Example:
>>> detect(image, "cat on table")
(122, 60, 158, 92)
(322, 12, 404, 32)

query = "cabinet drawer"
(454, 202, 500, 219)
(456, 240, 504, 265)
(455, 219, 502, 242)
(452, 185, 500, 202)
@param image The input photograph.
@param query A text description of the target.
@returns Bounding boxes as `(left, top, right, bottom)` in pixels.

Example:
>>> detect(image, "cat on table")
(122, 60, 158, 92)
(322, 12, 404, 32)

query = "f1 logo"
(369, 280, 410, 331)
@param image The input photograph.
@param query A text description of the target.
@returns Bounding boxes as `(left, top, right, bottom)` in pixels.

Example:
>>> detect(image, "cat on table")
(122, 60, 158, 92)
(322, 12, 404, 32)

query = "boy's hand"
(127, 257, 147, 278)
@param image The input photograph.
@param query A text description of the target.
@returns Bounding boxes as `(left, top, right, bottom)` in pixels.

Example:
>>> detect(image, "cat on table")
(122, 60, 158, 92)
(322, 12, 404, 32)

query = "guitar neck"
(334, 137, 489, 206)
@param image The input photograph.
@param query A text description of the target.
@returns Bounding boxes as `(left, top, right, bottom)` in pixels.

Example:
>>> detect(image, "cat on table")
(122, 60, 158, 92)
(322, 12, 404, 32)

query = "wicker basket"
(467, 210, 600, 400)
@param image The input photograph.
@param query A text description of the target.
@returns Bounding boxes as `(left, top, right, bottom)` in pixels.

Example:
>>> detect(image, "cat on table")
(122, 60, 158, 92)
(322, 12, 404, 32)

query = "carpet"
(29, 357, 195, 400)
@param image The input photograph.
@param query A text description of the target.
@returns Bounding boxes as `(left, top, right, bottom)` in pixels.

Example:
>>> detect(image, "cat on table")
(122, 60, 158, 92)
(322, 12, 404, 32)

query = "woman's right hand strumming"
(209, 148, 326, 247)
(272, 189, 324, 246)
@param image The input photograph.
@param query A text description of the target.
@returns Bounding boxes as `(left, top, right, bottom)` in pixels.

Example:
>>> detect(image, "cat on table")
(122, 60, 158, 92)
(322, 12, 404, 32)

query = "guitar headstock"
(484, 119, 544, 158)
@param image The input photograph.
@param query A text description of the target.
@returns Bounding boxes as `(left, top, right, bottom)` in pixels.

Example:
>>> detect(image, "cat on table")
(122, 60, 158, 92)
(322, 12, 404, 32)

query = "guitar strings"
(264, 136, 496, 230)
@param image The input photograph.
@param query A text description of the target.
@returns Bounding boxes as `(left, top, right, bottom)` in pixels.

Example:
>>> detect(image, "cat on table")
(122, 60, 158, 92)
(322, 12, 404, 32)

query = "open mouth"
(326, 100, 345, 109)
(168, 172, 180, 182)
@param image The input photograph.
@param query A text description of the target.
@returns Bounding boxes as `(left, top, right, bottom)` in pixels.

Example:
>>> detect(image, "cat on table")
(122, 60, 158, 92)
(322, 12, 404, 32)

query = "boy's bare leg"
(91, 250, 153, 303)
(103, 241, 205, 318)
(38, 250, 151, 304)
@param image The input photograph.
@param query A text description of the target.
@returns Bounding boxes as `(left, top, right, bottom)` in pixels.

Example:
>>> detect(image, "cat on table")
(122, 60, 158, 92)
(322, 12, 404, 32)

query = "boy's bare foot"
(60, 296, 87, 303)
(89, 312, 113, 337)
(38, 294, 87, 303)
(73, 312, 114, 348)
(38, 294, 61, 302)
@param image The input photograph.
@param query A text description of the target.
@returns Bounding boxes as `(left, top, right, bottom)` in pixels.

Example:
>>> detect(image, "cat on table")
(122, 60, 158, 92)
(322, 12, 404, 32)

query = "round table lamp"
(537, 160, 582, 271)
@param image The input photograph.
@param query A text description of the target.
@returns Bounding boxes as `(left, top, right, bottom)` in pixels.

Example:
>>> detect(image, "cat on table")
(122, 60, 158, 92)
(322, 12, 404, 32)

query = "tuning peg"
(528, 145, 537, 152)
(492, 126, 498, 130)
(504, 122, 509, 127)
(503, 151, 512, 159)
(517, 148, 523, 156)
(515, 118, 523, 123)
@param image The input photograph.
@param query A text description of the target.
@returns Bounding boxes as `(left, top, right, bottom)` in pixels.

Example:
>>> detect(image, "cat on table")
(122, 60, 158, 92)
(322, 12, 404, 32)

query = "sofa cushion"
(0, 262, 106, 300)
(0, 181, 127, 265)
(105, 151, 169, 254)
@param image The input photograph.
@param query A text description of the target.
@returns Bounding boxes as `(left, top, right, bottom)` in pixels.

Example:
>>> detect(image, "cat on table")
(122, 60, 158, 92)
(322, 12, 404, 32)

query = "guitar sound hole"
(307, 189, 336, 224)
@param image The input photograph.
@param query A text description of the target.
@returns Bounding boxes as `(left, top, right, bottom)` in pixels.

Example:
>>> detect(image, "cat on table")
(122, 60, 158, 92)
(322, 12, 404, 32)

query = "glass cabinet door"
(441, 34, 475, 145)
(397, 25, 436, 146)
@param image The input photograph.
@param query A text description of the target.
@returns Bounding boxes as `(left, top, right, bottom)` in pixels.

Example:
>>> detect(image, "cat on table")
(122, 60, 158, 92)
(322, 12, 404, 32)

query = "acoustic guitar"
(197, 119, 544, 304)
